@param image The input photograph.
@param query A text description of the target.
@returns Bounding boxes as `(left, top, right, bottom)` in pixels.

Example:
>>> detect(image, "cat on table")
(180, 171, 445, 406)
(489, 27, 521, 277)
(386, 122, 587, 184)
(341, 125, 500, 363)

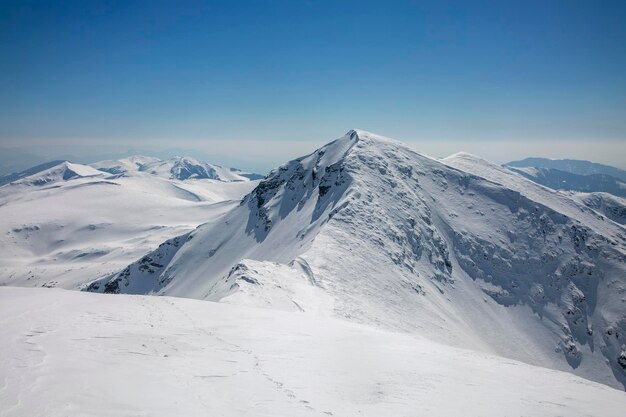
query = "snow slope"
(87, 130, 626, 389)
(443, 151, 624, 229)
(573, 192, 626, 225)
(0, 159, 259, 289)
(2, 287, 625, 417)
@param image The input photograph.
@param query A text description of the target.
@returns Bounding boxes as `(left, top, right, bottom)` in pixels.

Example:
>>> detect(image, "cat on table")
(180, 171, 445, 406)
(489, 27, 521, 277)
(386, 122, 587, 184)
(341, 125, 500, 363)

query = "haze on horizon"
(1, 0, 625, 173)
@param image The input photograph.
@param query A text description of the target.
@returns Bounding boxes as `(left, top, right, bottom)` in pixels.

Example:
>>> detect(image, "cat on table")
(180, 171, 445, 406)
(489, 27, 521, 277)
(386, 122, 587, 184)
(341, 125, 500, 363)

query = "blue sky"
(1, 0, 625, 171)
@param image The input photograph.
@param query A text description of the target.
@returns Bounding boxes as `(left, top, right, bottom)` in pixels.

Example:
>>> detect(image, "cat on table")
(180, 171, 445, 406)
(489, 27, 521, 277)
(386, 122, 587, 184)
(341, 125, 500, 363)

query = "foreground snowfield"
(1, 287, 624, 417)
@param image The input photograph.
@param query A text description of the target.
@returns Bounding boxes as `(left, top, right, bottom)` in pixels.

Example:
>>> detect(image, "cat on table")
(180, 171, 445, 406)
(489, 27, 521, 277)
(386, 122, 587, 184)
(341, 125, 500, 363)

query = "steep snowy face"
(241, 129, 359, 240)
(306, 135, 625, 378)
(86, 130, 361, 297)
(87, 130, 626, 389)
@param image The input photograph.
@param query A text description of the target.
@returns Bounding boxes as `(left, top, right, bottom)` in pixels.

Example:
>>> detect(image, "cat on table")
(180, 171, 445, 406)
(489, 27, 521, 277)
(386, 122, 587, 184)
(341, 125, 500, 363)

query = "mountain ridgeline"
(85, 130, 626, 390)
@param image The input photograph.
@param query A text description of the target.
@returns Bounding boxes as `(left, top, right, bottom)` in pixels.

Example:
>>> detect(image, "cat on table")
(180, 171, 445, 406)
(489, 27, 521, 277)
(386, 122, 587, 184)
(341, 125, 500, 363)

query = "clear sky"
(1, 0, 625, 172)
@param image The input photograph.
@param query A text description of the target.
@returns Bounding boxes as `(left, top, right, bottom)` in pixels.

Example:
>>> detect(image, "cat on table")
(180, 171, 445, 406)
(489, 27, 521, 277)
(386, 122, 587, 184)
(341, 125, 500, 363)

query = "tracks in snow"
(158, 297, 332, 415)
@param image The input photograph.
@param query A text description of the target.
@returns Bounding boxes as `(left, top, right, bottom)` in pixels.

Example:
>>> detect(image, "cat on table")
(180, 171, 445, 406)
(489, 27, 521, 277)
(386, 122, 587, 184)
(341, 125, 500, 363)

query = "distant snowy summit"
(0, 160, 105, 187)
(0, 155, 262, 187)
(92, 155, 263, 182)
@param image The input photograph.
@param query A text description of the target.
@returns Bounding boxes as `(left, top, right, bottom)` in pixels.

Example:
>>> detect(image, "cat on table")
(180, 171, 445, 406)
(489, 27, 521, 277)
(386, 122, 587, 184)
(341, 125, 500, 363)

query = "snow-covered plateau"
(1, 130, 625, 416)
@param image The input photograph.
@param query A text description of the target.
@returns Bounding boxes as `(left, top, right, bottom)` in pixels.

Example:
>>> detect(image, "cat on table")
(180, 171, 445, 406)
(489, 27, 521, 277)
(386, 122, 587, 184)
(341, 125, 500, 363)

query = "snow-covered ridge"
(86, 129, 626, 390)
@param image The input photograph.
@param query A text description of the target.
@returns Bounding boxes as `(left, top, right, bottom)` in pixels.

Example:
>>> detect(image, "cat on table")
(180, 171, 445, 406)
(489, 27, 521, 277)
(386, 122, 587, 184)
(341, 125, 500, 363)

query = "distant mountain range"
(505, 166, 626, 198)
(91, 155, 264, 182)
(0, 155, 263, 187)
(506, 157, 626, 181)
(0, 146, 268, 178)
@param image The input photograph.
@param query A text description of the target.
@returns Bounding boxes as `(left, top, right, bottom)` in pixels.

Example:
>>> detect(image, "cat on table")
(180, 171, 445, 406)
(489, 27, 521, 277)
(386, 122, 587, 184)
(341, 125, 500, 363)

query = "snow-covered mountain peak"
(58, 161, 104, 178)
(3, 160, 105, 187)
(90, 155, 160, 175)
(169, 155, 204, 166)
(443, 151, 484, 162)
(443, 151, 514, 179)
(86, 130, 626, 389)
(341, 129, 425, 157)
(161, 156, 219, 180)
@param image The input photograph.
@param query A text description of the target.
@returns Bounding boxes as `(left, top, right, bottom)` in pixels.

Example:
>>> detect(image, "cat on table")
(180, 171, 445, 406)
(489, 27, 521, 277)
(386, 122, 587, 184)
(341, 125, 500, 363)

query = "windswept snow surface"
(87, 131, 626, 390)
(0, 159, 259, 289)
(1, 287, 625, 417)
